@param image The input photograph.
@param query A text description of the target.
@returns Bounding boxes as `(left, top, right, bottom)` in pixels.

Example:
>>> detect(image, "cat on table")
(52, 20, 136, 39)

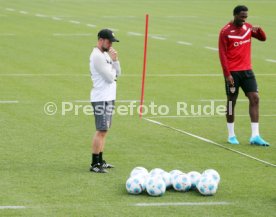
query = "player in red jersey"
(218, 5, 269, 146)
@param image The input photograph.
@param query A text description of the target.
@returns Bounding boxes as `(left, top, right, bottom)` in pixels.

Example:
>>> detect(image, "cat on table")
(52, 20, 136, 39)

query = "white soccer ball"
(134, 173, 147, 190)
(130, 167, 149, 178)
(197, 174, 218, 196)
(149, 168, 164, 177)
(188, 171, 201, 189)
(126, 175, 146, 194)
(172, 173, 191, 192)
(169, 169, 183, 180)
(160, 171, 172, 188)
(146, 175, 166, 196)
(202, 169, 220, 184)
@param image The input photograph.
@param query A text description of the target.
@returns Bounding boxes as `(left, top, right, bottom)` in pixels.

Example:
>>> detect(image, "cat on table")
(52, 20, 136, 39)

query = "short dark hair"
(233, 5, 248, 15)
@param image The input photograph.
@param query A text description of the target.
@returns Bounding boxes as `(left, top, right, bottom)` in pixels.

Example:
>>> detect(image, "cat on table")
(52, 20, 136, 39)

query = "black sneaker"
(89, 163, 108, 173)
(101, 160, 114, 169)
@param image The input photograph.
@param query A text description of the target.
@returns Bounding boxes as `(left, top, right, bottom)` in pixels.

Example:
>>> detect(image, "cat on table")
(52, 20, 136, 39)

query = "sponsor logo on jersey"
(233, 39, 251, 47)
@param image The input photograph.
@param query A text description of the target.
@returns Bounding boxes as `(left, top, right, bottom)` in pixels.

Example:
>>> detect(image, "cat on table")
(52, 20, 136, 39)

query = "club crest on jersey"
(242, 25, 247, 30)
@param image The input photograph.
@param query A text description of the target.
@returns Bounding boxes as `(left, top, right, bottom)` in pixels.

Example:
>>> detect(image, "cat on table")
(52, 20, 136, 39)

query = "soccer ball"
(188, 171, 201, 189)
(160, 171, 172, 188)
(169, 169, 183, 180)
(197, 174, 218, 196)
(202, 169, 220, 184)
(149, 168, 164, 177)
(146, 175, 166, 196)
(130, 167, 148, 178)
(172, 173, 191, 192)
(126, 175, 146, 194)
(133, 173, 147, 190)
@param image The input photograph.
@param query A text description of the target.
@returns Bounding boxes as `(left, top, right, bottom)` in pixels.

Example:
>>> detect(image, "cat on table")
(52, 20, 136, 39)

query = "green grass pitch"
(0, 0, 275, 216)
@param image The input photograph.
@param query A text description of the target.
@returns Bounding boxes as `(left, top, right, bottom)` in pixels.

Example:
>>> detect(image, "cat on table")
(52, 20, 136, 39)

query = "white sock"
(227, 122, 235, 138)
(251, 122, 259, 137)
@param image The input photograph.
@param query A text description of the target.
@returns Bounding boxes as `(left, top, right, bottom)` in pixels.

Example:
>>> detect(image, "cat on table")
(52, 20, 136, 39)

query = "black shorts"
(91, 101, 115, 131)
(225, 70, 258, 96)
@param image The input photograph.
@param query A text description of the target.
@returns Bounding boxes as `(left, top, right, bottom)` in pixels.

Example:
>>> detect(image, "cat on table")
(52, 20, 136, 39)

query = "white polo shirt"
(89, 47, 121, 102)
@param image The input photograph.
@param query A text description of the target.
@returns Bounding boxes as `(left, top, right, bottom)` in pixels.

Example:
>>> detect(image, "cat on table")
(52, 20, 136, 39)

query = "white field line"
(1, 73, 276, 77)
(1, 100, 140, 104)
(3, 7, 276, 68)
(133, 202, 230, 207)
(122, 73, 276, 77)
(250, 74, 276, 76)
(177, 41, 192, 46)
(150, 35, 167, 40)
(116, 100, 140, 103)
(52, 33, 93, 37)
(0, 206, 26, 209)
(205, 46, 218, 51)
(0, 73, 90, 77)
(143, 118, 276, 167)
(0, 73, 217, 77)
(265, 59, 276, 63)
(69, 20, 80, 24)
(0, 100, 19, 104)
(7, 8, 99, 30)
(35, 13, 47, 18)
(5, 8, 15, 11)
(19, 10, 28, 14)
(118, 74, 220, 77)
(86, 24, 96, 28)
(127, 32, 143, 36)
(52, 16, 62, 21)
(50, 15, 81, 18)
(0, 33, 15, 36)
(4, 7, 276, 68)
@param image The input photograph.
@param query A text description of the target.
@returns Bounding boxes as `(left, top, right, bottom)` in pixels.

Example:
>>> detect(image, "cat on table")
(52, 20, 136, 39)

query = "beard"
(237, 21, 244, 26)
(235, 19, 245, 27)
(102, 46, 109, 52)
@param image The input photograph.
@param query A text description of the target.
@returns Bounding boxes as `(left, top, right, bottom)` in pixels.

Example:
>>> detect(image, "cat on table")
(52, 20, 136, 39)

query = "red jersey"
(218, 22, 266, 77)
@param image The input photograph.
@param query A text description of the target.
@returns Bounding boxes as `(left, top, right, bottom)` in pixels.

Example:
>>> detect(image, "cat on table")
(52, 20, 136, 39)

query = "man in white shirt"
(89, 29, 121, 173)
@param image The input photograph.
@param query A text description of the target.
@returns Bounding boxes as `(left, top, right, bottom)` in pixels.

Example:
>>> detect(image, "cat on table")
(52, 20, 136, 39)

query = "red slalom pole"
(139, 14, 149, 118)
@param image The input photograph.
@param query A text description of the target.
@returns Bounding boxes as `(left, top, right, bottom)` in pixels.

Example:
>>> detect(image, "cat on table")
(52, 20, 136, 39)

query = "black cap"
(97, 29, 119, 42)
